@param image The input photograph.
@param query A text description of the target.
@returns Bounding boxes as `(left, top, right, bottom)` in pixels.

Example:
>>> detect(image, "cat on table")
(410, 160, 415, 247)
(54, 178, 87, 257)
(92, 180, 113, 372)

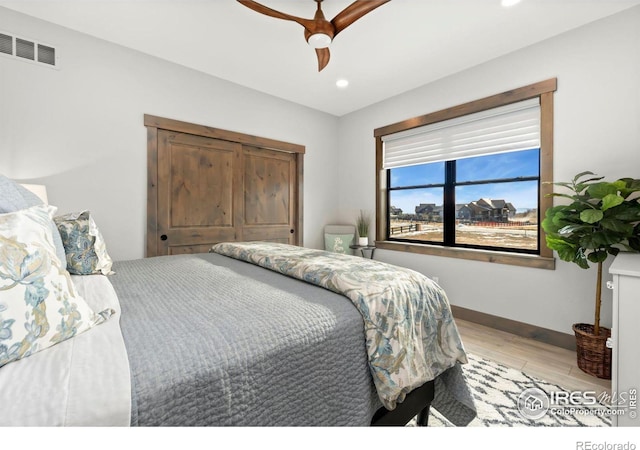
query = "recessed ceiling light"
(501, 0, 521, 6)
(336, 79, 349, 89)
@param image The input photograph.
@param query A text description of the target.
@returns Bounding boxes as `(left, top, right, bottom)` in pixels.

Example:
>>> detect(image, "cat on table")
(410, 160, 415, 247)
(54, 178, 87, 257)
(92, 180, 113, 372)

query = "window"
(388, 149, 540, 253)
(374, 79, 557, 269)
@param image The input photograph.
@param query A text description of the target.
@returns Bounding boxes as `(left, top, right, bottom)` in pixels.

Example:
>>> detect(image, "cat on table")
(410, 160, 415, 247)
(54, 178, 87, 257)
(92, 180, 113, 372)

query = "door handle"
(161, 234, 168, 241)
(290, 229, 295, 234)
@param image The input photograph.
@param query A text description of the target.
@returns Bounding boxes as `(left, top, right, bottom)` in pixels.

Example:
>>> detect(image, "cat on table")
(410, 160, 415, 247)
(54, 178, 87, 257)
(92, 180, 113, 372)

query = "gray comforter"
(110, 253, 380, 426)
(110, 252, 475, 426)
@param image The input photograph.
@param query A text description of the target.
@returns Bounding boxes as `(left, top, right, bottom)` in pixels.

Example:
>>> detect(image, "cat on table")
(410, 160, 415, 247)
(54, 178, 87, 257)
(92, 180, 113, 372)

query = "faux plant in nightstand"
(356, 210, 371, 246)
(542, 171, 640, 379)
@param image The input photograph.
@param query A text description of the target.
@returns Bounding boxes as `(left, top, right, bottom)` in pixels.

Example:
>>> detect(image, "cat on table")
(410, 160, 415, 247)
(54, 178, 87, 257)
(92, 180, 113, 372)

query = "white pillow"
(0, 205, 112, 368)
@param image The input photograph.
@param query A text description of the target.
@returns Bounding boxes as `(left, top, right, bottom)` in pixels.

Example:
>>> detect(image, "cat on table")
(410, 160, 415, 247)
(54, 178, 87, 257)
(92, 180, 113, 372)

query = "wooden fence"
(390, 220, 533, 235)
(389, 224, 418, 235)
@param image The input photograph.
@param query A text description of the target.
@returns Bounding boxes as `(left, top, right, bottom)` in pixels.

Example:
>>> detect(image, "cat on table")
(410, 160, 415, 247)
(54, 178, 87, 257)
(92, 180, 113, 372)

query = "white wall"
(0, 6, 341, 260)
(337, 6, 640, 335)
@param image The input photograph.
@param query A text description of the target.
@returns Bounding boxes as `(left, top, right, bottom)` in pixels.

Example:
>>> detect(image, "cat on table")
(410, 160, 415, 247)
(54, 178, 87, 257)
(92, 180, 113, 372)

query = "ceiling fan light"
(307, 33, 332, 49)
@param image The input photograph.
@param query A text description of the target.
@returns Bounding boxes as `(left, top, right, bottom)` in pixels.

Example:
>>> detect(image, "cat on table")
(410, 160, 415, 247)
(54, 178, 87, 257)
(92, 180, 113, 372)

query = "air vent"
(0, 31, 58, 68)
(0, 33, 12, 55)
(37, 44, 55, 65)
(16, 38, 35, 60)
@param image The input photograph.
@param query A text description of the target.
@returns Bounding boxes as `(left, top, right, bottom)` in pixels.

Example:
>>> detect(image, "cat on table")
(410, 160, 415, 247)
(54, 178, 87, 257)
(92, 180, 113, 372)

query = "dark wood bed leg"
(415, 404, 431, 426)
(370, 380, 435, 426)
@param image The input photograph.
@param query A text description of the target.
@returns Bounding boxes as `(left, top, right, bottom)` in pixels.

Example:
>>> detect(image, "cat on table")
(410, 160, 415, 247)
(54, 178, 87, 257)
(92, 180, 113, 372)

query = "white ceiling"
(2, 0, 639, 116)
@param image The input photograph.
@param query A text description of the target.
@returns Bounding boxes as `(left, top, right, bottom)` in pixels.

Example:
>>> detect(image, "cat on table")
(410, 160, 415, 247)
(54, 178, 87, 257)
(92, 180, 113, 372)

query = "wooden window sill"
(375, 241, 555, 270)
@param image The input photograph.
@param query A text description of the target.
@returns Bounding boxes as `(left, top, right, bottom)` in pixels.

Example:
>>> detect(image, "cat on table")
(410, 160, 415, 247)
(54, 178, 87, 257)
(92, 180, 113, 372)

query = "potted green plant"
(542, 171, 640, 379)
(356, 210, 371, 246)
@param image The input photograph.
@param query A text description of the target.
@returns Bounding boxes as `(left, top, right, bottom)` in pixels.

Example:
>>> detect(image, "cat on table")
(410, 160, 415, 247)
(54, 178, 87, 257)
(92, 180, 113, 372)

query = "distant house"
(457, 198, 516, 222)
(415, 203, 443, 221)
(456, 204, 473, 220)
(389, 206, 403, 216)
(415, 203, 436, 215)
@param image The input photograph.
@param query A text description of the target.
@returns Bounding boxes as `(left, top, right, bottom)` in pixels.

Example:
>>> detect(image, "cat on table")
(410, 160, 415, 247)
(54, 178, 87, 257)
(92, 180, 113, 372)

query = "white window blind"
(382, 98, 540, 169)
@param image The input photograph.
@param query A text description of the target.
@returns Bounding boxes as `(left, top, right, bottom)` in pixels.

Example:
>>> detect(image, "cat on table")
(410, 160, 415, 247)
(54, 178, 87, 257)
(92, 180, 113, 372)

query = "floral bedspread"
(210, 242, 469, 410)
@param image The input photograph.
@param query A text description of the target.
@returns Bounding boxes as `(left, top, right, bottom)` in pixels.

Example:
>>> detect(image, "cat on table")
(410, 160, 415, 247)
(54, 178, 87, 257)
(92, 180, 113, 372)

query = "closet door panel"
(242, 146, 297, 244)
(156, 130, 239, 255)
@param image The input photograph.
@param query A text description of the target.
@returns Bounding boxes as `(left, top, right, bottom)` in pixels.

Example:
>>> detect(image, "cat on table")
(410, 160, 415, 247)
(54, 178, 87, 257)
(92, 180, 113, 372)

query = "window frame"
(374, 79, 557, 270)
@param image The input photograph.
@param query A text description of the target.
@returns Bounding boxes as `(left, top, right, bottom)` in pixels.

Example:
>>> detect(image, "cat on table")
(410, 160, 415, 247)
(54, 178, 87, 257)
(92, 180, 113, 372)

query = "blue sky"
(390, 149, 539, 214)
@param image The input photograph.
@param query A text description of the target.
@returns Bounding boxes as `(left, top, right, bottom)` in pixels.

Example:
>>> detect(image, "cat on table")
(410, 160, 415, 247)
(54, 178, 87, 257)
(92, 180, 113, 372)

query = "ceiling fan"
(237, 0, 390, 71)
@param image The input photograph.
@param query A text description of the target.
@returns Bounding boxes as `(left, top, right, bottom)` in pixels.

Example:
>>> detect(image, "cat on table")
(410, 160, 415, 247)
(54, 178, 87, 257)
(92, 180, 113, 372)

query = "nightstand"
(349, 244, 376, 259)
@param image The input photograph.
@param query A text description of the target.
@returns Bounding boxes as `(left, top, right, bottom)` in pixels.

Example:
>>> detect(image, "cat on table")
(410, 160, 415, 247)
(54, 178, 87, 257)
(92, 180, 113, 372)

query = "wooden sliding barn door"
(146, 115, 304, 257)
(242, 146, 297, 244)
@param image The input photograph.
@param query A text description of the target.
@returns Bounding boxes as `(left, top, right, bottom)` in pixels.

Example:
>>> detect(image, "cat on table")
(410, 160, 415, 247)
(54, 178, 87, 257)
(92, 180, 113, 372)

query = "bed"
(0, 178, 475, 426)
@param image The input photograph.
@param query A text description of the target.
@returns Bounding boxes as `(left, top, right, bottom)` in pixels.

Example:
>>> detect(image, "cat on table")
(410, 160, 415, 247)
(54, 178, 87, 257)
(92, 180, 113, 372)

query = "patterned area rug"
(413, 354, 611, 427)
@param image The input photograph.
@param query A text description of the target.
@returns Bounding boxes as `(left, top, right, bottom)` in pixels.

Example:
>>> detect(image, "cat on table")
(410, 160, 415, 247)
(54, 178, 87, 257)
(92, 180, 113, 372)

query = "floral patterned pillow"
(0, 205, 112, 368)
(54, 211, 113, 275)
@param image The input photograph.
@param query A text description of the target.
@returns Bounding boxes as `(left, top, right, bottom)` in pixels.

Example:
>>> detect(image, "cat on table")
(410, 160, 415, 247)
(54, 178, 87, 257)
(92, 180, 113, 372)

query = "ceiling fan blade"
(237, 0, 315, 30)
(316, 47, 330, 72)
(331, 0, 390, 36)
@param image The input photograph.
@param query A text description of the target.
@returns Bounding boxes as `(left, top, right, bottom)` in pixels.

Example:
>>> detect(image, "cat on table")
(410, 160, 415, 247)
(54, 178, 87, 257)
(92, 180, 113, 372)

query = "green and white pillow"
(0, 205, 111, 368)
(324, 233, 354, 254)
(54, 211, 113, 275)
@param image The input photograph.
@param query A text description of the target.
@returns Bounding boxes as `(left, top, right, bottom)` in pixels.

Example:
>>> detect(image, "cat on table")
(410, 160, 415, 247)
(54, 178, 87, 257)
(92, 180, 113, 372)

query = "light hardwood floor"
(455, 319, 611, 398)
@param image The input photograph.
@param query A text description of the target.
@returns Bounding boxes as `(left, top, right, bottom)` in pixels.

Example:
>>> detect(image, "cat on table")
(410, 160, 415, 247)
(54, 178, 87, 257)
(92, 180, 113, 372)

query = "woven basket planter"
(572, 323, 612, 380)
